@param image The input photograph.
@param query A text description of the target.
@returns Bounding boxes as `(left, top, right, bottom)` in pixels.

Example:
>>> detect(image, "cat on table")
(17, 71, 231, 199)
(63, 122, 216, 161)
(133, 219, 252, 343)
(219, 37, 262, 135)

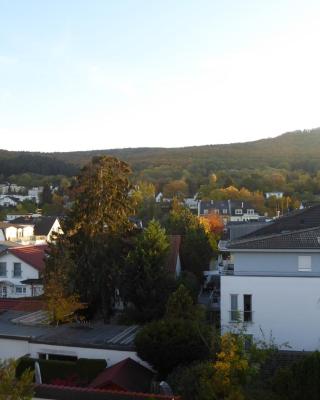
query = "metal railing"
(229, 310, 253, 323)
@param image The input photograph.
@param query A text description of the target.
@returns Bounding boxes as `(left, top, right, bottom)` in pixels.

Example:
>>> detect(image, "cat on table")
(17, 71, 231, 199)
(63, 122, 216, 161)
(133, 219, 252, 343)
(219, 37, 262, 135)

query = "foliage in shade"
(272, 351, 320, 400)
(165, 284, 204, 322)
(121, 220, 176, 322)
(135, 318, 212, 378)
(168, 362, 215, 400)
(166, 200, 214, 281)
(0, 359, 34, 400)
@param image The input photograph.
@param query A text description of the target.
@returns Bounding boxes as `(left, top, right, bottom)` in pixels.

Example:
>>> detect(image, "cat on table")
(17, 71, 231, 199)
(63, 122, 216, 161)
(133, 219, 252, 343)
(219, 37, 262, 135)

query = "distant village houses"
(198, 199, 260, 223)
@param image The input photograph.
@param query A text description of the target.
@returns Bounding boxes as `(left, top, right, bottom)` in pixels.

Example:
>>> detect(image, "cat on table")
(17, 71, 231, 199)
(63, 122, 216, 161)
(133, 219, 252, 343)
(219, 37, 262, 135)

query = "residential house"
(265, 192, 284, 199)
(0, 222, 34, 242)
(6, 212, 42, 222)
(0, 245, 47, 298)
(28, 186, 43, 204)
(0, 196, 20, 207)
(220, 204, 320, 351)
(12, 216, 62, 242)
(184, 194, 199, 211)
(198, 199, 260, 223)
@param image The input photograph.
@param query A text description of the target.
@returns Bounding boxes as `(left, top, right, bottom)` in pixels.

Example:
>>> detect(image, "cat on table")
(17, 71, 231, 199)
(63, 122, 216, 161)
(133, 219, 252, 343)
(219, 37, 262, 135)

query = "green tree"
(135, 318, 212, 378)
(165, 284, 204, 321)
(181, 227, 213, 281)
(168, 362, 215, 400)
(0, 359, 34, 400)
(166, 201, 214, 281)
(46, 156, 134, 320)
(122, 220, 175, 322)
(41, 184, 53, 205)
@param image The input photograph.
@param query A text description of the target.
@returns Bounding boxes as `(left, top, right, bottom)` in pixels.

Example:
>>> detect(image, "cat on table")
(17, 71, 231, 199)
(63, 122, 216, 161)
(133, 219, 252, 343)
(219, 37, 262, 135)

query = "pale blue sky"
(1, 0, 320, 151)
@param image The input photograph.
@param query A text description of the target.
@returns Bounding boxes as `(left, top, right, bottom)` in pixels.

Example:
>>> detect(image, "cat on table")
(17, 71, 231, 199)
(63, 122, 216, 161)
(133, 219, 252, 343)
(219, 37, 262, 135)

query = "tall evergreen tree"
(46, 156, 134, 320)
(122, 220, 175, 322)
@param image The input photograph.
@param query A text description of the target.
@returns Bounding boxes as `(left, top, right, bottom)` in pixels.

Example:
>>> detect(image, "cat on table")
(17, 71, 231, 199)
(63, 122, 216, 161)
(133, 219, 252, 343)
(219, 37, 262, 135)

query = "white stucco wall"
(0, 337, 30, 359)
(221, 275, 320, 351)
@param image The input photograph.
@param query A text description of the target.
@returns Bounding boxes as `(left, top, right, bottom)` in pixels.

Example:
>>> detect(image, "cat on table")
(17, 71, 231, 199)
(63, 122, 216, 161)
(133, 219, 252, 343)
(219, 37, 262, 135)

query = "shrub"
(272, 351, 320, 400)
(16, 357, 107, 385)
(135, 318, 212, 378)
(168, 361, 215, 400)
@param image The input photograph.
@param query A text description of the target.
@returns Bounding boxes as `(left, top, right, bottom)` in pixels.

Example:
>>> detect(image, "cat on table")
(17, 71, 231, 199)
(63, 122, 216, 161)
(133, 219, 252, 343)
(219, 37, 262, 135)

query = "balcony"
(229, 310, 253, 323)
(14, 235, 47, 245)
(198, 289, 220, 310)
(219, 263, 234, 275)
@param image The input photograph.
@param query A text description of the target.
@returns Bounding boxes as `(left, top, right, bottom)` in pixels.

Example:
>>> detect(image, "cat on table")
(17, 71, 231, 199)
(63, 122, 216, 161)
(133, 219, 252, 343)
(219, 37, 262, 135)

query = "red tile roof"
(35, 384, 181, 400)
(0, 299, 45, 311)
(8, 245, 48, 272)
(166, 235, 181, 274)
(89, 358, 154, 393)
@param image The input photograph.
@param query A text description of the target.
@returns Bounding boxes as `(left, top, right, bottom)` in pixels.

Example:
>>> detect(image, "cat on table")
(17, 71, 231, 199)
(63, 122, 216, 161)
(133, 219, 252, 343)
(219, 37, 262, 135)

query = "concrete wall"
(221, 275, 320, 351)
(233, 251, 320, 276)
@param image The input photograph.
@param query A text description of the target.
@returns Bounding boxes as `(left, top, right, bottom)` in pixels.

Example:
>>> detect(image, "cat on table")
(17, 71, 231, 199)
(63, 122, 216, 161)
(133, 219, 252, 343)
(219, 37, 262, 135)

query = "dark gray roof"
(12, 216, 58, 236)
(0, 310, 139, 351)
(199, 199, 256, 216)
(228, 226, 320, 250)
(227, 221, 271, 240)
(244, 204, 320, 238)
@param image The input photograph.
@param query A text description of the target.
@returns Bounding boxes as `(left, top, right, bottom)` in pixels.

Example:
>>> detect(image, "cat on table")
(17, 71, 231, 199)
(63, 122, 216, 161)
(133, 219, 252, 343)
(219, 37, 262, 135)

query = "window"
(13, 263, 22, 278)
(243, 294, 252, 322)
(230, 294, 238, 322)
(15, 286, 26, 294)
(235, 209, 243, 215)
(0, 262, 6, 277)
(298, 256, 312, 272)
(204, 209, 208, 215)
(223, 209, 228, 214)
(246, 209, 254, 215)
(213, 209, 220, 215)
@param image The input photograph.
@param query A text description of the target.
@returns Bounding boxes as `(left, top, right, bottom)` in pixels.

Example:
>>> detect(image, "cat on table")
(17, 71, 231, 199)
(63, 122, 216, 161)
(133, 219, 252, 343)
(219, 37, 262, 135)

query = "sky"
(1, 0, 320, 152)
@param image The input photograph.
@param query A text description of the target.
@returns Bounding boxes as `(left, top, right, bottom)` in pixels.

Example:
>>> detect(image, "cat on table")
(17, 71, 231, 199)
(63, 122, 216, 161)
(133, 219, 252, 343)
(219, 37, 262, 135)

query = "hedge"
(16, 357, 107, 385)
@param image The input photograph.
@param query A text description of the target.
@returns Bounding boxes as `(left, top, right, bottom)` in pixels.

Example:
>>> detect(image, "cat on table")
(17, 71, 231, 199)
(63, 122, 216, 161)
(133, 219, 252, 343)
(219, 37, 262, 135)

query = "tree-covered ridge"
(51, 128, 320, 171)
(1, 129, 320, 199)
(0, 150, 77, 178)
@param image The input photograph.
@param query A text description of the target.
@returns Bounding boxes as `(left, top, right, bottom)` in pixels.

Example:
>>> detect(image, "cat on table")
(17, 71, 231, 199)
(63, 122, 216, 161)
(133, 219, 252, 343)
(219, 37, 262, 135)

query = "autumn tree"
(0, 359, 34, 400)
(163, 179, 189, 199)
(199, 214, 224, 235)
(45, 156, 134, 320)
(121, 220, 175, 322)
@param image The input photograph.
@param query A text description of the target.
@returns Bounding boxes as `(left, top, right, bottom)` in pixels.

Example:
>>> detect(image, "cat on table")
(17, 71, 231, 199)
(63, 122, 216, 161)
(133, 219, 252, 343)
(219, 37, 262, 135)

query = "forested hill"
(1, 129, 320, 188)
(52, 128, 320, 173)
(0, 150, 77, 178)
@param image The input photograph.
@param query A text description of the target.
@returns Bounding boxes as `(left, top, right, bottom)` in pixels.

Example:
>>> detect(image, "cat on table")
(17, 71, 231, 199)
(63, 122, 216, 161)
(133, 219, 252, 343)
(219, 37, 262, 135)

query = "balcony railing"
(219, 264, 234, 275)
(229, 310, 253, 323)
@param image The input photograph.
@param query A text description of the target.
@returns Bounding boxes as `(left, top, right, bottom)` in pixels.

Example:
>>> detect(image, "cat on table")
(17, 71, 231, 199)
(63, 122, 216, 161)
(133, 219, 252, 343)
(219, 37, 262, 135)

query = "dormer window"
(223, 209, 228, 214)
(213, 209, 219, 215)
(247, 209, 254, 215)
(235, 209, 243, 215)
